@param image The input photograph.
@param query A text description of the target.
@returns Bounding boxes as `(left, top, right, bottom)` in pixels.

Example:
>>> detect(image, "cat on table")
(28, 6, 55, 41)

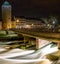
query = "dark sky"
(0, 0, 60, 18)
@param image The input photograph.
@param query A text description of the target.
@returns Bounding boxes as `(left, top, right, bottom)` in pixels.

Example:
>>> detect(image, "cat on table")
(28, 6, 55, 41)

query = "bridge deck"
(11, 29, 60, 43)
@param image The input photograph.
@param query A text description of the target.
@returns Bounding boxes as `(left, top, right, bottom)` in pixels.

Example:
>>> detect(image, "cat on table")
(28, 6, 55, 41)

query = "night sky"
(0, 0, 60, 18)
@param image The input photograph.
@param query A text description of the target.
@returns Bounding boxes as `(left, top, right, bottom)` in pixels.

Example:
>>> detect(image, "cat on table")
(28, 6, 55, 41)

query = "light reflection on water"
(0, 42, 58, 64)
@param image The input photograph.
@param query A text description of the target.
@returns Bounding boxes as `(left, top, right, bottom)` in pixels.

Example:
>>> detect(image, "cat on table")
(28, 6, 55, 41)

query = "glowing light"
(16, 19, 19, 22)
(32, 24, 34, 26)
(24, 25, 31, 28)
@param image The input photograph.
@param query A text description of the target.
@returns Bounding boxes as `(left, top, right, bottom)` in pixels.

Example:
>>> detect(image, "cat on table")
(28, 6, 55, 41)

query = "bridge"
(11, 28, 60, 49)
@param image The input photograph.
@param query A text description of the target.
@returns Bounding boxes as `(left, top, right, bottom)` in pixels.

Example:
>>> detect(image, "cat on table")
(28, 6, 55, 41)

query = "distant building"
(0, 1, 43, 30)
(0, 1, 16, 30)
(2, 1, 12, 29)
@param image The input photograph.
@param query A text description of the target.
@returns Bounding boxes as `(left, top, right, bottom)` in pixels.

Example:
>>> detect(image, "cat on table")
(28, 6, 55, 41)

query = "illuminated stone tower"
(2, 1, 11, 29)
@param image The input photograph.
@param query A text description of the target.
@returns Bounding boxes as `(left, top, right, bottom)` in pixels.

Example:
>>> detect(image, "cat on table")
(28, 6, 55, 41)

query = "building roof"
(2, 1, 10, 6)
